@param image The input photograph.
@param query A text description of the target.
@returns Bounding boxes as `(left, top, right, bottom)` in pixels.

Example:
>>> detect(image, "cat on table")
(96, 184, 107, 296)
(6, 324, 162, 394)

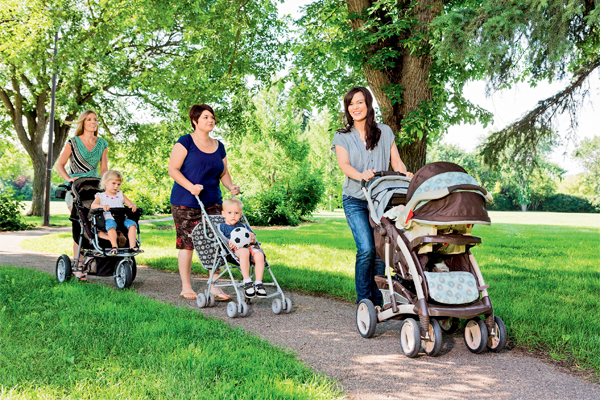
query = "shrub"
(487, 193, 513, 211)
(287, 167, 325, 217)
(541, 194, 599, 213)
(0, 188, 31, 231)
(124, 184, 171, 216)
(242, 186, 300, 226)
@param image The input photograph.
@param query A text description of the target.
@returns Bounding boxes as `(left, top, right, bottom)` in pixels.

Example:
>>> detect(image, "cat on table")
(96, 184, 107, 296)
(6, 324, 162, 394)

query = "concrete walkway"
(1, 226, 598, 400)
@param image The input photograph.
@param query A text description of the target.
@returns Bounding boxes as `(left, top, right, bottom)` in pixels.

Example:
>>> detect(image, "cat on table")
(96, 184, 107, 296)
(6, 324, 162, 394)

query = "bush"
(487, 193, 513, 211)
(0, 188, 31, 231)
(125, 184, 171, 216)
(541, 194, 599, 213)
(242, 186, 300, 226)
(287, 167, 325, 217)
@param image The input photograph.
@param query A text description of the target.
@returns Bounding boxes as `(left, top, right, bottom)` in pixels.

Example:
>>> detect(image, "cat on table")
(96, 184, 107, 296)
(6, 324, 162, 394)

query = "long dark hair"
(338, 87, 381, 150)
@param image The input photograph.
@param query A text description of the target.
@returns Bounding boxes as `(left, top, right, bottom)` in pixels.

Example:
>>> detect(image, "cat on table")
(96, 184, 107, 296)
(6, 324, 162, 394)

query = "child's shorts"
(105, 218, 137, 232)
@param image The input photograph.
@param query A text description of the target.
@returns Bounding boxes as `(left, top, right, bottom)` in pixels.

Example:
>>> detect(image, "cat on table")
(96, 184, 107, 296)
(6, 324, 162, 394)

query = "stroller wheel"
(114, 259, 133, 289)
(238, 301, 249, 317)
(196, 293, 207, 308)
(487, 316, 508, 353)
(439, 317, 460, 334)
(56, 255, 72, 283)
(226, 301, 238, 318)
(272, 298, 283, 315)
(399, 318, 421, 358)
(464, 318, 489, 354)
(283, 297, 292, 314)
(356, 299, 377, 338)
(423, 319, 443, 357)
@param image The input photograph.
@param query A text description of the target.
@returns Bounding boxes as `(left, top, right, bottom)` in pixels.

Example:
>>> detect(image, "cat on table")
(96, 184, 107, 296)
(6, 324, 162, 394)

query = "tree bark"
(346, 0, 442, 173)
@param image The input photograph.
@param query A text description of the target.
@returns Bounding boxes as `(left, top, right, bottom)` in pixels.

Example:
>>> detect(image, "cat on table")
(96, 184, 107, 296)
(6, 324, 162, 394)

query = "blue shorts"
(105, 218, 137, 232)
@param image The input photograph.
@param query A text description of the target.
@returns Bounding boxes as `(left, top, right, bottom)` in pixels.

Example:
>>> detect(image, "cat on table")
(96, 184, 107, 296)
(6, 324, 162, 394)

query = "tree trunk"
(346, 0, 442, 173)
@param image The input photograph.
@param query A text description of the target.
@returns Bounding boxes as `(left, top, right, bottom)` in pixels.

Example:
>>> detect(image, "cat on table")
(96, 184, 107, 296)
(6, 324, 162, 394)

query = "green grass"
(20, 212, 600, 376)
(0, 266, 342, 399)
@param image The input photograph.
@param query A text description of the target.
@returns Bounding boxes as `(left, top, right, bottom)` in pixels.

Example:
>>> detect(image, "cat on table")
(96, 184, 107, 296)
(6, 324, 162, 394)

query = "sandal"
(107, 247, 118, 255)
(179, 291, 197, 300)
(129, 247, 144, 254)
(210, 287, 232, 301)
(75, 274, 87, 282)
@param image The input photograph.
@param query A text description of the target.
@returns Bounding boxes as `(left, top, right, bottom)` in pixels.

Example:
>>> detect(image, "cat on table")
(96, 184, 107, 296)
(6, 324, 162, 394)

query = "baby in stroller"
(91, 170, 143, 255)
(219, 198, 267, 298)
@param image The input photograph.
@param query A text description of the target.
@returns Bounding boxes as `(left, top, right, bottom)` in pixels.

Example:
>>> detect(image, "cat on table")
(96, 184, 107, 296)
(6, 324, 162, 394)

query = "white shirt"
(95, 191, 125, 220)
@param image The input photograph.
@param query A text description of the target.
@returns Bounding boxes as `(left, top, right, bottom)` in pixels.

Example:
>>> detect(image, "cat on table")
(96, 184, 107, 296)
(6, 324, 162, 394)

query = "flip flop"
(210, 290, 231, 301)
(179, 292, 197, 300)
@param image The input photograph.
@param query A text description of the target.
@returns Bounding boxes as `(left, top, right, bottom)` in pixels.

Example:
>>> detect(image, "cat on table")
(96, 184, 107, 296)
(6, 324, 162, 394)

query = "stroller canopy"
(364, 174, 411, 225)
(405, 162, 491, 225)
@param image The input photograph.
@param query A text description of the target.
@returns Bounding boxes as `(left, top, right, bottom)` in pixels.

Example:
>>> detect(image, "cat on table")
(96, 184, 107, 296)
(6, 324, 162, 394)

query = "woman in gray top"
(332, 87, 413, 306)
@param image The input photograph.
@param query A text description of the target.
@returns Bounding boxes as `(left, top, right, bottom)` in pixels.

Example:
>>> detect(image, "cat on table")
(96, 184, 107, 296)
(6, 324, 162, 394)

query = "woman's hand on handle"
(229, 185, 240, 195)
(189, 184, 203, 196)
(361, 169, 377, 182)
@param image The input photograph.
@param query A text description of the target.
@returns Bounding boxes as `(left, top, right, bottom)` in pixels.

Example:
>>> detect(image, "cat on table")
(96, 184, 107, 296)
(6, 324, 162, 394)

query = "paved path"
(1, 226, 598, 400)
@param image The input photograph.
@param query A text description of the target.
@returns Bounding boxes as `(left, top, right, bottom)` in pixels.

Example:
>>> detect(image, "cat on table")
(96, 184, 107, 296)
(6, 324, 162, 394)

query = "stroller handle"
(361, 171, 406, 189)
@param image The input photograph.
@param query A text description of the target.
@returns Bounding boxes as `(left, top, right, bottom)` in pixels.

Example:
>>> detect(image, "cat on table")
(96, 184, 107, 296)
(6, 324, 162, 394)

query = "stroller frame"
(54, 177, 141, 289)
(356, 170, 507, 358)
(192, 196, 291, 318)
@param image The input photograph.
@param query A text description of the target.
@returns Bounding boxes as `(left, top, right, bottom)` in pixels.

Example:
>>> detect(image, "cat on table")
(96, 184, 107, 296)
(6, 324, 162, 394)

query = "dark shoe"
(129, 247, 144, 254)
(244, 282, 256, 298)
(76, 275, 88, 282)
(107, 247, 118, 255)
(255, 283, 267, 298)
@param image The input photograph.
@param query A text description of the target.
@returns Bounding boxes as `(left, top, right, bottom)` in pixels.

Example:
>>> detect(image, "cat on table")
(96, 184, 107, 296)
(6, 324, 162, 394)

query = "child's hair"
(100, 170, 123, 189)
(222, 197, 243, 210)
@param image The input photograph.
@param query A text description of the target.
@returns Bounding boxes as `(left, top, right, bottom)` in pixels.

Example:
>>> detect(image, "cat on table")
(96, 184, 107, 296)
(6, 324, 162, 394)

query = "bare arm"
(99, 147, 108, 177)
(334, 145, 378, 182)
(123, 194, 137, 212)
(91, 196, 108, 211)
(220, 157, 240, 195)
(390, 143, 413, 177)
(56, 143, 75, 182)
(167, 143, 203, 196)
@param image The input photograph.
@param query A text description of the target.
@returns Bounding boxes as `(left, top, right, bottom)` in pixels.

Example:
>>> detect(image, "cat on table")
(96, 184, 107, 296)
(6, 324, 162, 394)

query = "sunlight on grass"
(21, 211, 600, 374)
(0, 267, 343, 399)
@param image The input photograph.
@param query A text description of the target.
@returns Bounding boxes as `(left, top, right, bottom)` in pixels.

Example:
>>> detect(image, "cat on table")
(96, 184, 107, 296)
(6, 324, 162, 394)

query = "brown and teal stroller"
(356, 162, 508, 358)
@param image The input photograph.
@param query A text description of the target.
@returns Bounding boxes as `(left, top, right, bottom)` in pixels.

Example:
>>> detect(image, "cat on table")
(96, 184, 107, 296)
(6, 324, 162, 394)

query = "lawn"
(20, 211, 600, 376)
(19, 200, 169, 228)
(0, 266, 342, 399)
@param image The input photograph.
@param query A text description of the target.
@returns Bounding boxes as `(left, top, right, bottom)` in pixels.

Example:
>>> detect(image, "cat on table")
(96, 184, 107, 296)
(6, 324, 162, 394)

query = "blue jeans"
(105, 218, 137, 232)
(342, 195, 384, 305)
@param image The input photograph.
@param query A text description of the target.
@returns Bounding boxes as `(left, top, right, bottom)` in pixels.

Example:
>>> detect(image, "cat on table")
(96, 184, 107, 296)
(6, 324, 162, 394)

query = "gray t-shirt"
(331, 123, 395, 200)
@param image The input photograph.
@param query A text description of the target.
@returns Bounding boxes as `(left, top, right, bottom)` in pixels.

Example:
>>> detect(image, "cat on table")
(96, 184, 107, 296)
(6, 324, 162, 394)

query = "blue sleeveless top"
(170, 134, 227, 208)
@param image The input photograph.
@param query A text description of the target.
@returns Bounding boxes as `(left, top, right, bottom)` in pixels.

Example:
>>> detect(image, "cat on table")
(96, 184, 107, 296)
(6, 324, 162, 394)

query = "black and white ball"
(230, 227, 251, 248)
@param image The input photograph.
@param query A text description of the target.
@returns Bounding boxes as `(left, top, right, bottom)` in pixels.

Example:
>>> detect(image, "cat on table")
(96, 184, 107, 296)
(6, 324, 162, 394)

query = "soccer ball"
(231, 227, 252, 248)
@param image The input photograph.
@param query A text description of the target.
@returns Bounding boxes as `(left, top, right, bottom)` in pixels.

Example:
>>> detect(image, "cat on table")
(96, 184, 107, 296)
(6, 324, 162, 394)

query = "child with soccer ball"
(219, 198, 267, 298)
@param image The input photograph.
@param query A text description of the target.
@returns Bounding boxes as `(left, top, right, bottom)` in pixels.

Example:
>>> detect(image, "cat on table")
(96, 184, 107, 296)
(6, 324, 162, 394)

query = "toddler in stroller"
(355, 162, 508, 358)
(54, 174, 142, 289)
(191, 195, 292, 318)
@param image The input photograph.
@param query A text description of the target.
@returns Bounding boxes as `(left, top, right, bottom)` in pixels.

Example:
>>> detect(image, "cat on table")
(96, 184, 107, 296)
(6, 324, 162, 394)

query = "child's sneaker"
(244, 282, 256, 298)
(255, 283, 267, 298)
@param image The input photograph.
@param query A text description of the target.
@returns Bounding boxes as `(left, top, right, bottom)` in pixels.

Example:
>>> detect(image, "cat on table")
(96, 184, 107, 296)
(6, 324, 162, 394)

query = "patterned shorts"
(172, 204, 222, 250)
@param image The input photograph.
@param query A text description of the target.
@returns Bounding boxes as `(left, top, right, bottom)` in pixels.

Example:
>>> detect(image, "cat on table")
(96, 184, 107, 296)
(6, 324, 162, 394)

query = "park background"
(0, 0, 599, 398)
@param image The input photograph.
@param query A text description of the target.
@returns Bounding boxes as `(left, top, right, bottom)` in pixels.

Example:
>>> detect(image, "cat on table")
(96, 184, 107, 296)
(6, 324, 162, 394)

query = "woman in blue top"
(332, 87, 413, 307)
(57, 110, 109, 280)
(168, 104, 240, 301)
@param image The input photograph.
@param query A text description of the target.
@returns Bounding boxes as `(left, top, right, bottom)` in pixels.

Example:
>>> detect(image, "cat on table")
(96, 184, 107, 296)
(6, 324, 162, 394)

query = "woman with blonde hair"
(57, 110, 109, 280)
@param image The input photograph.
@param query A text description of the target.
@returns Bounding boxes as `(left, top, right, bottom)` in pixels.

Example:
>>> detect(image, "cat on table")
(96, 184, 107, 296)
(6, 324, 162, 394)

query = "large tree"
(0, 0, 285, 215)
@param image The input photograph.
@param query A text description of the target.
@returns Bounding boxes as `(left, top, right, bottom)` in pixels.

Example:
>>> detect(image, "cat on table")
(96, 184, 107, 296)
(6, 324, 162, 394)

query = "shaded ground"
(1, 226, 598, 399)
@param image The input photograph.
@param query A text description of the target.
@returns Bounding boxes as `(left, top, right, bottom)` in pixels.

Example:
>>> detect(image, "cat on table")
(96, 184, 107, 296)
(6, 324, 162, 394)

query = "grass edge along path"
(0, 266, 343, 399)
(19, 215, 600, 379)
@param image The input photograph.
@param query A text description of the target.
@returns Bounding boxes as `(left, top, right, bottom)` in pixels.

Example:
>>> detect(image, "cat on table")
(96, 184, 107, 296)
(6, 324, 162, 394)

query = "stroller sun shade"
(405, 162, 491, 225)
(365, 175, 411, 224)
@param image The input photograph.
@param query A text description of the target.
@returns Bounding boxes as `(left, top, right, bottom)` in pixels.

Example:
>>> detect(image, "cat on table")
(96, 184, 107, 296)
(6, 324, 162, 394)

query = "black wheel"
(439, 317, 460, 334)
(356, 299, 377, 338)
(464, 318, 489, 354)
(130, 257, 137, 282)
(487, 316, 508, 353)
(424, 319, 443, 357)
(399, 318, 421, 358)
(114, 259, 133, 289)
(56, 255, 72, 283)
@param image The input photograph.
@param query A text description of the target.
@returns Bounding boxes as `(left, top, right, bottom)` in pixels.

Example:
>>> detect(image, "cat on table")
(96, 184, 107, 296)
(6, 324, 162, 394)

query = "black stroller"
(54, 177, 142, 289)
